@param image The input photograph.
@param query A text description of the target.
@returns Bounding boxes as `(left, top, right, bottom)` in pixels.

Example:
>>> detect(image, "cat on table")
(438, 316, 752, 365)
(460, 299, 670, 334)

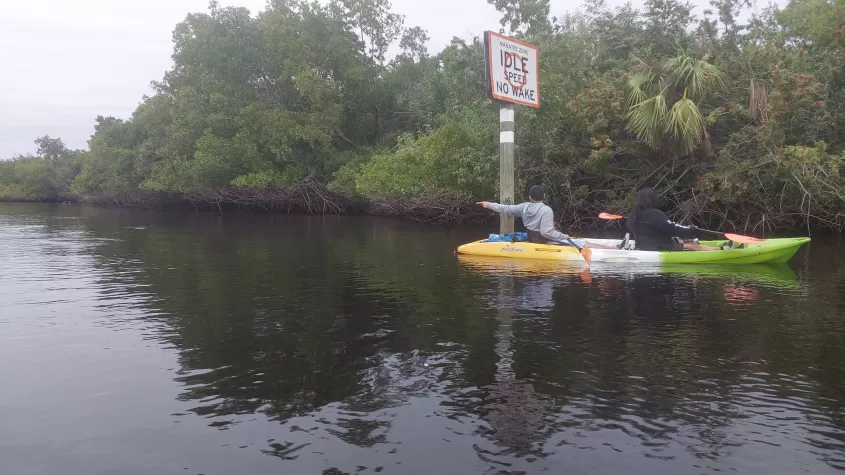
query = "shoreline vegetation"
(3, 0, 845, 232)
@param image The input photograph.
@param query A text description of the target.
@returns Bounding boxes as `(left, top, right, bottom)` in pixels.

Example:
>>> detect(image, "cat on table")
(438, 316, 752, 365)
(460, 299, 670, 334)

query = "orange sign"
(486, 31, 540, 108)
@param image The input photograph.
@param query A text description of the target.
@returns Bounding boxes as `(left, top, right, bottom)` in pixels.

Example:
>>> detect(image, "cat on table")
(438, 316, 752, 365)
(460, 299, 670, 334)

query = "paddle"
(564, 237, 593, 266)
(552, 220, 592, 265)
(597, 213, 764, 245)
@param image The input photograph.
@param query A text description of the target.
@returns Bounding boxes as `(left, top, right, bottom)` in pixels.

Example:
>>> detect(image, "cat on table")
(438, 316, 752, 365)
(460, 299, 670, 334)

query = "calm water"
(2, 203, 845, 475)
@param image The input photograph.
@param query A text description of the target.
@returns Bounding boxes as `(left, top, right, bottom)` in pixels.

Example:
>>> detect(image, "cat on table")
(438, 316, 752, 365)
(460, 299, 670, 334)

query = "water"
(1, 203, 845, 475)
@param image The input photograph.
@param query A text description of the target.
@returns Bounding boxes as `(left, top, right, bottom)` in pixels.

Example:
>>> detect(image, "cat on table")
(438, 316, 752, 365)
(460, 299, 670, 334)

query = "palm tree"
(624, 52, 725, 159)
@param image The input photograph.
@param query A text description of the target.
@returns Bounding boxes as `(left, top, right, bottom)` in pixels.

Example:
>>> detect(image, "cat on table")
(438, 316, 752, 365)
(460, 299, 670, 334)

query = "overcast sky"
(0, 0, 773, 158)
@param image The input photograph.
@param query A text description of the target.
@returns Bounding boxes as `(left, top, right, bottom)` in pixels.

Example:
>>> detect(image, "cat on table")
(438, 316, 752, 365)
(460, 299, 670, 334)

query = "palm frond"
(625, 93, 668, 149)
(625, 72, 655, 108)
(662, 54, 725, 98)
(665, 97, 704, 153)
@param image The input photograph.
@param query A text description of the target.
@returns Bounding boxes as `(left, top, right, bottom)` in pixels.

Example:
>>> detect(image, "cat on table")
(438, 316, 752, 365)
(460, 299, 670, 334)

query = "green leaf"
(625, 93, 668, 149)
(662, 53, 725, 99)
(665, 97, 704, 153)
(625, 72, 655, 108)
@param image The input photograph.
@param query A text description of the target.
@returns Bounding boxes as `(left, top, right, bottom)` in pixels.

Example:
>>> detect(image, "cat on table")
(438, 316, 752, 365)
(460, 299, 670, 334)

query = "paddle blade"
(599, 213, 625, 220)
(724, 233, 765, 244)
(581, 248, 593, 266)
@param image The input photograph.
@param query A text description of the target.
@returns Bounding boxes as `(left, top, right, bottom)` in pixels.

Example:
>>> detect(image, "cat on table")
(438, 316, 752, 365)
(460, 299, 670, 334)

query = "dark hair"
(528, 185, 544, 201)
(628, 187, 660, 234)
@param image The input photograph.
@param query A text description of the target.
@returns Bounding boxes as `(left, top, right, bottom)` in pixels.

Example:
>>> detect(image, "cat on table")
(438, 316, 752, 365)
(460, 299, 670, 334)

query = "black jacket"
(632, 208, 697, 251)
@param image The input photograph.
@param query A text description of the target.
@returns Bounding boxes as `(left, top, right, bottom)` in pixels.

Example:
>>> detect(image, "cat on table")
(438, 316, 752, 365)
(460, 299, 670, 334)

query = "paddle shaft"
(598, 213, 763, 244)
(603, 217, 728, 238)
(696, 228, 728, 237)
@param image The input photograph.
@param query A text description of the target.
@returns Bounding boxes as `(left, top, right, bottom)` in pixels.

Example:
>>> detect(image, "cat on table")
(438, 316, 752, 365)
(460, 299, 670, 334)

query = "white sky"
(0, 0, 773, 158)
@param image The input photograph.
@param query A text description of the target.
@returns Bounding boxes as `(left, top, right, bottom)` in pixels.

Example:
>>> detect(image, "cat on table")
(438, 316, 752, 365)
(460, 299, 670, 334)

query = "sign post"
(499, 103, 515, 235)
(484, 31, 540, 235)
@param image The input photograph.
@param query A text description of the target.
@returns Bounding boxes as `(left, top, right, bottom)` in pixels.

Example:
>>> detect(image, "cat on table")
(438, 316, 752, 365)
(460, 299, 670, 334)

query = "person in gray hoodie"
(477, 185, 617, 249)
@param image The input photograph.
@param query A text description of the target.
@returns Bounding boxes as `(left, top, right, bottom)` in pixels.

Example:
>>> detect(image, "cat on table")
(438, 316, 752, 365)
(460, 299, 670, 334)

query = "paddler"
(626, 187, 721, 251)
(477, 185, 617, 249)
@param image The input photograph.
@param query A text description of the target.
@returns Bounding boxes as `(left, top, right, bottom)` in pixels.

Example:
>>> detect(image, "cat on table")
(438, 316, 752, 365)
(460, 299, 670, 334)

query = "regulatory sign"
(485, 31, 540, 108)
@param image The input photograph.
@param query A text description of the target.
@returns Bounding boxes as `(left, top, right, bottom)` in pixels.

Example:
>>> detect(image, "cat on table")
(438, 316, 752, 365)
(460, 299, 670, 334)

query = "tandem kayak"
(456, 237, 810, 265)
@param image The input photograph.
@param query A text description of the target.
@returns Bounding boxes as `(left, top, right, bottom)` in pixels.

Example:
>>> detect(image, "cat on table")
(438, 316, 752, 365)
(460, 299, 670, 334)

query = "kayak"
(456, 237, 810, 265)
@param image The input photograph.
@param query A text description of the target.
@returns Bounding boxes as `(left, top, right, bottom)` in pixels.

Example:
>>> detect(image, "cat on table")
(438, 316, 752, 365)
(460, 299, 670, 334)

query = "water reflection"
(2, 204, 845, 474)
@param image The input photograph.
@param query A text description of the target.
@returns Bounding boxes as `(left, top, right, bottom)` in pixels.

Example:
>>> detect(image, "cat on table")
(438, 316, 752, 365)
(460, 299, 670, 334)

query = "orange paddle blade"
(581, 248, 592, 266)
(723, 233, 765, 244)
(599, 213, 625, 220)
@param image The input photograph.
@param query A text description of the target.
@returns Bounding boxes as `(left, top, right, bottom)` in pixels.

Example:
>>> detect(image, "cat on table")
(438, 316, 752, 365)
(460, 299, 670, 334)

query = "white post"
(499, 103, 515, 235)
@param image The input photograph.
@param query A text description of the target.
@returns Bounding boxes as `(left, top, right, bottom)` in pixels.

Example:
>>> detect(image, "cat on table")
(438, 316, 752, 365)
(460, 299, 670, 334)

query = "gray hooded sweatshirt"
(487, 201, 569, 242)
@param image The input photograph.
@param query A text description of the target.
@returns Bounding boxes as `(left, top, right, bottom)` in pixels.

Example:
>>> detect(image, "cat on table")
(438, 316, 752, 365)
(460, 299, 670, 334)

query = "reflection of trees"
(79, 211, 502, 451)
(55, 204, 845, 470)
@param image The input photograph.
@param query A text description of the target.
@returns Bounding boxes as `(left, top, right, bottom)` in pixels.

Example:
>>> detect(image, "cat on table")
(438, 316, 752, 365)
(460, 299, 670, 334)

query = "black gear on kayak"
(527, 229, 545, 243)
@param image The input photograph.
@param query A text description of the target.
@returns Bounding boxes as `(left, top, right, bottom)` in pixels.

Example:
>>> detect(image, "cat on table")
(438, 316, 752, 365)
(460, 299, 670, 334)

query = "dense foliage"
(0, 136, 78, 201)
(4, 0, 845, 231)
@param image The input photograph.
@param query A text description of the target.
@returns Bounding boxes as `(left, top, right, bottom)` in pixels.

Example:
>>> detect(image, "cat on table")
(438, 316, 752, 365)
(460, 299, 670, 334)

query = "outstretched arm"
(477, 201, 526, 218)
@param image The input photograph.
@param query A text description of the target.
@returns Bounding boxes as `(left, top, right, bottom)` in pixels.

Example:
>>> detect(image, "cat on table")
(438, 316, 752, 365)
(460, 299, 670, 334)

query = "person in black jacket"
(627, 188, 717, 251)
